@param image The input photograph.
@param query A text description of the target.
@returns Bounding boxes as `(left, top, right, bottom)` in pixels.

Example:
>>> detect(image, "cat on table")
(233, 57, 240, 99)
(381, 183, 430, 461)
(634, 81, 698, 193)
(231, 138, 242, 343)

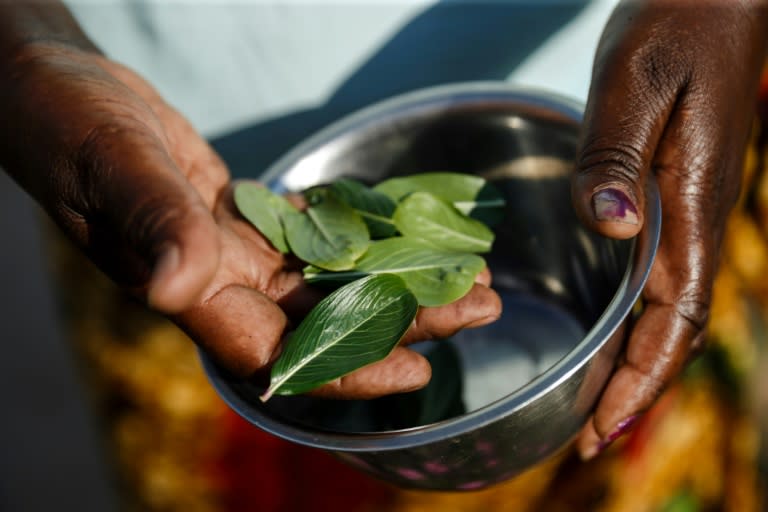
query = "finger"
(175, 283, 287, 377)
(310, 281, 501, 398)
(401, 282, 501, 344)
(309, 347, 431, 399)
(211, 181, 325, 322)
(73, 124, 222, 314)
(577, 301, 708, 459)
(571, 5, 687, 240)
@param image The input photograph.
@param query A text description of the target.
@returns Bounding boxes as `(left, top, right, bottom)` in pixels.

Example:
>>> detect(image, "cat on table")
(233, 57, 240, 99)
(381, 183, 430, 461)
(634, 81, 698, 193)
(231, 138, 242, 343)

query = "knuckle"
(71, 122, 143, 201)
(408, 315, 431, 343)
(126, 196, 182, 239)
(74, 119, 152, 169)
(624, 359, 667, 403)
(688, 330, 708, 360)
(674, 297, 710, 335)
(627, 45, 688, 101)
(71, 121, 186, 249)
(577, 141, 644, 185)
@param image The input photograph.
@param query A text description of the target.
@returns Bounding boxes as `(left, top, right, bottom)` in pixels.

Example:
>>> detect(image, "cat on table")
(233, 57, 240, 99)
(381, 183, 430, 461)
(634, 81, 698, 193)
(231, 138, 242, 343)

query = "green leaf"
(373, 172, 505, 226)
(304, 238, 486, 306)
(329, 178, 397, 238)
(261, 274, 418, 399)
(233, 182, 297, 253)
(661, 491, 700, 512)
(393, 192, 495, 253)
(283, 187, 370, 271)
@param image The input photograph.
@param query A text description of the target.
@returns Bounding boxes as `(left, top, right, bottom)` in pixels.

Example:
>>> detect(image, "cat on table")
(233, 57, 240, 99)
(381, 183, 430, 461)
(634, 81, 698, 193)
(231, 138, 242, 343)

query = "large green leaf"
(329, 178, 397, 238)
(374, 172, 505, 225)
(304, 238, 486, 306)
(261, 274, 418, 400)
(233, 182, 297, 253)
(283, 187, 370, 271)
(393, 192, 495, 253)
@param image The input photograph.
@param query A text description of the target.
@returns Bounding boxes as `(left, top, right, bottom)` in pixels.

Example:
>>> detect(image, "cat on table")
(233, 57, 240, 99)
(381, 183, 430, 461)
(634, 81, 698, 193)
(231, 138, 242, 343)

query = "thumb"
(72, 125, 222, 314)
(571, 10, 685, 240)
(143, 203, 221, 314)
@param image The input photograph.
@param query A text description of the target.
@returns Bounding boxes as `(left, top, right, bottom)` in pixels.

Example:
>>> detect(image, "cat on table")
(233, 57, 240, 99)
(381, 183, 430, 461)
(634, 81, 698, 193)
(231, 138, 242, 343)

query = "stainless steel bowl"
(201, 82, 661, 490)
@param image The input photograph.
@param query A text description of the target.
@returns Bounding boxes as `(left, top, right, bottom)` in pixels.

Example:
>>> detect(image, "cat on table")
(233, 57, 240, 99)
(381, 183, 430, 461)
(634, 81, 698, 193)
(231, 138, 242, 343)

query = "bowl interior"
(208, 86, 633, 437)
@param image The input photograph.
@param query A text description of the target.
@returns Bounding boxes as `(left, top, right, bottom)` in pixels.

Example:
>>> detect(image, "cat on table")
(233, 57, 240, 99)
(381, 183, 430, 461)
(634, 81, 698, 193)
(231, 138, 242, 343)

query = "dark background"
(0, 172, 117, 511)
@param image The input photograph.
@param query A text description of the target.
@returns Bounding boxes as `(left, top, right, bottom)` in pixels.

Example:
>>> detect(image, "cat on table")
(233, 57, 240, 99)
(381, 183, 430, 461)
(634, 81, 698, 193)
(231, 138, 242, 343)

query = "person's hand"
(0, 41, 501, 397)
(571, 0, 768, 459)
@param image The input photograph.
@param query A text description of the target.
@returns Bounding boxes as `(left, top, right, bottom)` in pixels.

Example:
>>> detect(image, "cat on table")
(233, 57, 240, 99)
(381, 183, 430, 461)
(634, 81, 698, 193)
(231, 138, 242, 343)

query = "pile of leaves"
(234, 172, 505, 400)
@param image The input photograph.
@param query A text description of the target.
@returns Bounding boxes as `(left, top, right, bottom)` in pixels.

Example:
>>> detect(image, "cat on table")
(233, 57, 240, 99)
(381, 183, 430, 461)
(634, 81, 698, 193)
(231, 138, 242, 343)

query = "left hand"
(0, 41, 502, 399)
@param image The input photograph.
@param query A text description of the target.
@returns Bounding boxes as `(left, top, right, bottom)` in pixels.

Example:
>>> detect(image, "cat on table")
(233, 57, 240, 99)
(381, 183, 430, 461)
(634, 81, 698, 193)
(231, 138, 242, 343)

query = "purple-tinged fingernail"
(608, 415, 639, 442)
(592, 188, 638, 224)
(594, 439, 612, 455)
(595, 415, 640, 454)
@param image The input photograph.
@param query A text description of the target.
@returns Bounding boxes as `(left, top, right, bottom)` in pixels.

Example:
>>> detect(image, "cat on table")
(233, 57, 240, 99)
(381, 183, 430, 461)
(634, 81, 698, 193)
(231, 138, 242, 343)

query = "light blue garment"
(67, 1, 619, 177)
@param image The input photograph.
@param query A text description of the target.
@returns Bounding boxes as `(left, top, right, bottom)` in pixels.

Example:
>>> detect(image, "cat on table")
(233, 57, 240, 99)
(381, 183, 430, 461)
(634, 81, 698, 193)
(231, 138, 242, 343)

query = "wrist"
(0, 2, 101, 71)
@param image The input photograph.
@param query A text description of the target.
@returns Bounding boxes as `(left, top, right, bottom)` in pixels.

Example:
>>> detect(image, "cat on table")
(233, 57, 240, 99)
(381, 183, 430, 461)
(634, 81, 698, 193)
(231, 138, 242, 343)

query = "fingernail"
(150, 243, 180, 288)
(464, 313, 500, 329)
(581, 415, 639, 461)
(606, 415, 639, 442)
(592, 188, 638, 224)
(592, 415, 639, 457)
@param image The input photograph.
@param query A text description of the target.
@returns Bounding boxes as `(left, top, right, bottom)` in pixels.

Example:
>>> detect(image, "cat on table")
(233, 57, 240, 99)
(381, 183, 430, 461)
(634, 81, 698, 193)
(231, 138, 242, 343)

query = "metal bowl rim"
(201, 81, 662, 452)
